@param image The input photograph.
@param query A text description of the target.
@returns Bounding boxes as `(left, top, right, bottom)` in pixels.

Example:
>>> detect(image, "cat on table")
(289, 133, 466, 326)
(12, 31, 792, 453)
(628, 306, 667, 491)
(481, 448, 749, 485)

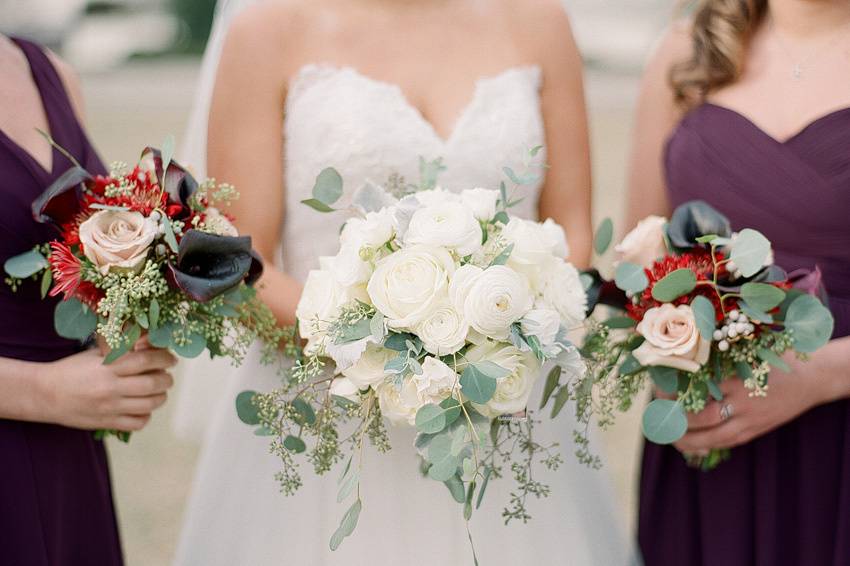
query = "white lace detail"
(280, 63, 545, 282)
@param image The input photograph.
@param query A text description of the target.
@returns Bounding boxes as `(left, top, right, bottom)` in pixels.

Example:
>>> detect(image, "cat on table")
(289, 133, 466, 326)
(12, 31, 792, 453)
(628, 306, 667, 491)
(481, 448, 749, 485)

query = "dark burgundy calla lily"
(31, 166, 92, 225)
(166, 230, 264, 302)
(582, 268, 629, 315)
(140, 147, 198, 211)
(667, 200, 732, 250)
(717, 264, 788, 293)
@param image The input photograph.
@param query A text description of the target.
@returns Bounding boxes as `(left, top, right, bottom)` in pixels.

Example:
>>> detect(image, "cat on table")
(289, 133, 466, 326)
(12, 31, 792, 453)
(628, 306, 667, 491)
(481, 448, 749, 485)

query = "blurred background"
(1, 0, 675, 563)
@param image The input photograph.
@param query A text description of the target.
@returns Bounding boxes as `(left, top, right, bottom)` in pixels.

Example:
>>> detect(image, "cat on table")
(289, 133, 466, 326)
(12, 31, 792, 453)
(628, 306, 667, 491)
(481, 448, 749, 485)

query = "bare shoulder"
(45, 49, 86, 122)
(500, 0, 580, 72)
(647, 21, 693, 71)
(222, 0, 313, 73)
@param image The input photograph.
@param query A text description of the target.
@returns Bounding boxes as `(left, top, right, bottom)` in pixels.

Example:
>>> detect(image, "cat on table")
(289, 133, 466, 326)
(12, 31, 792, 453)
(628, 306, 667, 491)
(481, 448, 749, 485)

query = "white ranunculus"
(342, 344, 395, 390)
(520, 308, 562, 349)
(78, 209, 158, 275)
(367, 245, 455, 330)
(330, 242, 372, 287)
(415, 301, 469, 356)
(412, 188, 461, 207)
(404, 201, 482, 257)
(377, 380, 420, 426)
(203, 207, 239, 237)
(411, 357, 458, 406)
(541, 218, 569, 258)
(633, 304, 711, 373)
(465, 341, 541, 417)
(538, 259, 588, 329)
(615, 215, 668, 269)
(448, 264, 483, 313)
(463, 266, 533, 340)
(460, 187, 499, 221)
(501, 217, 565, 266)
(329, 377, 360, 401)
(340, 208, 395, 250)
(296, 262, 348, 353)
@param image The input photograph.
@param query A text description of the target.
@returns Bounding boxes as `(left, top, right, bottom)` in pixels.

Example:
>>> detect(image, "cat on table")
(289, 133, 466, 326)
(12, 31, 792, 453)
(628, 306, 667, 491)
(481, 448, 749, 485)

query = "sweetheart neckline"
(287, 63, 542, 145)
(701, 102, 850, 145)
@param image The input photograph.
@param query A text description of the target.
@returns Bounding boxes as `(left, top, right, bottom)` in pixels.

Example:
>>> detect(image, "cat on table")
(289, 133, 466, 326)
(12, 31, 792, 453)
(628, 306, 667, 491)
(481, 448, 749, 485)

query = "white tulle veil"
(172, 0, 259, 440)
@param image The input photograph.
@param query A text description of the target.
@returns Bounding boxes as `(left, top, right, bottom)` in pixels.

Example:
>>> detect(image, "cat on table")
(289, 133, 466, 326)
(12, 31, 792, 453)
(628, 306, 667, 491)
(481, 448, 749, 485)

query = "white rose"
(460, 188, 499, 221)
(538, 259, 588, 329)
(413, 188, 461, 207)
(330, 243, 372, 287)
(463, 266, 533, 340)
(448, 264, 483, 313)
(367, 245, 455, 330)
(465, 341, 541, 417)
(500, 217, 566, 289)
(615, 215, 668, 270)
(296, 262, 348, 352)
(404, 202, 482, 257)
(542, 218, 569, 258)
(520, 309, 562, 349)
(78, 209, 158, 275)
(342, 344, 395, 389)
(377, 380, 420, 426)
(330, 377, 360, 402)
(414, 301, 469, 356)
(411, 357, 458, 406)
(340, 208, 395, 250)
(203, 207, 239, 237)
(633, 303, 711, 373)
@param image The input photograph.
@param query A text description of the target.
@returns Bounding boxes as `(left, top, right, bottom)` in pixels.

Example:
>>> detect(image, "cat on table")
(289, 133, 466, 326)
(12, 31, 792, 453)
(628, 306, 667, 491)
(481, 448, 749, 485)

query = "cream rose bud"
(520, 309, 562, 348)
(615, 215, 668, 269)
(415, 302, 469, 356)
(367, 245, 455, 330)
(463, 266, 533, 340)
(404, 202, 482, 257)
(203, 207, 239, 237)
(342, 344, 395, 389)
(465, 341, 541, 417)
(412, 357, 458, 406)
(79, 209, 158, 275)
(340, 208, 395, 250)
(633, 303, 711, 373)
(538, 258, 588, 329)
(377, 380, 420, 426)
(329, 377, 360, 402)
(460, 187, 499, 221)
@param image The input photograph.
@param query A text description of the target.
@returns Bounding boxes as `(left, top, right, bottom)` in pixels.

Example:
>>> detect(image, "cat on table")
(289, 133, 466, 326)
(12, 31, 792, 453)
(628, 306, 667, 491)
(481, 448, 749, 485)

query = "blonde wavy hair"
(671, 0, 769, 106)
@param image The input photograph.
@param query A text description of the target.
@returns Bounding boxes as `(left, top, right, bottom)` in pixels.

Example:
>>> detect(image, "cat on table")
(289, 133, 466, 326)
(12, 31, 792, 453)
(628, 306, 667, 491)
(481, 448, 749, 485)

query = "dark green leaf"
(550, 385, 571, 419)
(444, 474, 466, 503)
(149, 298, 160, 329)
(642, 399, 688, 444)
(171, 332, 207, 358)
(301, 198, 335, 213)
(619, 353, 643, 376)
(594, 218, 614, 256)
(235, 390, 261, 425)
(292, 397, 317, 425)
(40, 268, 52, 298)
(464, 480, 476, 520)
(53, 298, 97, 341)
(651, 268, 697, 302)
(603, 316, 637, 329)
(283, 435, 306, 453)
(648, 366, 679, 394)
(539, 365, 561, 409)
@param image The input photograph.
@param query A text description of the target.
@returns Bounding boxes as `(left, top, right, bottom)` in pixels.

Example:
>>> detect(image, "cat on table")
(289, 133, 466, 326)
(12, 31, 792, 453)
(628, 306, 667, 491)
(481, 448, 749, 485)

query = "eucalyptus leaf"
(235, 390, 261, 425)
(301, 198, 335, 213)
(707, 379, 723, 402)
(757, 348, 791, 372)
(40, 268, 52, 298)
(161, 217, 179, 253)
(471, 361, 511, 380)
(148, 321, 175, 348)
(171, 332, 207, 358)
(329, 499, 362, 551)
(489, 243, 514, 267)
(53, 298, 97, 341)
(427, 435, 459, 481)
(149, 298, 161, 329)
(103, 338, 131, 365)
(460, 365, 497, 404)
(691, 295, 716, 340)
(593, 218, 614, 256)
(444, 475, 466, 504)
(313, 167, 344, 205)
(784, 294, 834, 353)
(440, 397, 462, 427)
(614, 262, 649, 294)
(651, 268, 697, 302)
(619, 354, 643, 376)
(648, 366, 679, 394)
(476, 467, 492, 509)
(642, 399, 688, 444)
(539, 365, 561, 409)
(292, 397, 317, 426)
(730, 229, 771, 278)
(739, 300, 773, 324)
(337, 468, 359, 503)
(283, 435, 306, 453)
(550, 385, 571, 419)
(603, 316, 637, 329)
(415, 404, 447, 434)
(4, 249, 48, 278)
(741, 282, 786, 312)
(159, 134, 176, 185)
(370, 312, 386, 342)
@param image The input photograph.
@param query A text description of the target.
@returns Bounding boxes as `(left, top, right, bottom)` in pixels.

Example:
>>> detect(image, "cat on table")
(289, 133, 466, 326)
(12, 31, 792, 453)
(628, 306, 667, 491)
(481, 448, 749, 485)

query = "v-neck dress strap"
(0, 37, 123, 566)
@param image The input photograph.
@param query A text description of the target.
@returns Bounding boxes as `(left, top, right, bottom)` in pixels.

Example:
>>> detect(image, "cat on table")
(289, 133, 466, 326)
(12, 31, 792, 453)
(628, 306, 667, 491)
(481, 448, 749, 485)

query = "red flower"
(628, 250, 731, 321)
(48, 242, 103, 308)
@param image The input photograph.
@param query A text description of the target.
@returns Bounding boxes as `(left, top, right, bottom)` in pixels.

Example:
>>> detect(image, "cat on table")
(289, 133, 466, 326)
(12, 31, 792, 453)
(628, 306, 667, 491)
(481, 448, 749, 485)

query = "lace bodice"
(280, 64, 545, 281)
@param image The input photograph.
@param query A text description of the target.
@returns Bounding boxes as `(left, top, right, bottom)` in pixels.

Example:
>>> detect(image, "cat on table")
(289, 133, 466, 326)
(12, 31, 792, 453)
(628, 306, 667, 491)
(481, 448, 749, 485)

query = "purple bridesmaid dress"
(639, 103, 850, 566)
(0, 38, 123, 565)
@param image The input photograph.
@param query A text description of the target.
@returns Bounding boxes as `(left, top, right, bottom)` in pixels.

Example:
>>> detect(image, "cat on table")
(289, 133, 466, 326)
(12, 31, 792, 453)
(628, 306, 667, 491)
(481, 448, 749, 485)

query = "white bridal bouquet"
(237, 160, 590, 554)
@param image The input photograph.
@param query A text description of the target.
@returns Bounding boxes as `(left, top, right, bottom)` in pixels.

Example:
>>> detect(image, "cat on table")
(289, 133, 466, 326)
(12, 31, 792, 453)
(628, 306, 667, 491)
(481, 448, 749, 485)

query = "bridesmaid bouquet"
(238, 159, 589, 553)
(3, 142, 285, 439)
(584, 201, 834, 469)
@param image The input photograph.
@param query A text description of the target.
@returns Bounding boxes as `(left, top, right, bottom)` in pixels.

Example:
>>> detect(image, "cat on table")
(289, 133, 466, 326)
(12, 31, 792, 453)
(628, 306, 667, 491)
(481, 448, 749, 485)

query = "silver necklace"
(771, 18, 850, 81)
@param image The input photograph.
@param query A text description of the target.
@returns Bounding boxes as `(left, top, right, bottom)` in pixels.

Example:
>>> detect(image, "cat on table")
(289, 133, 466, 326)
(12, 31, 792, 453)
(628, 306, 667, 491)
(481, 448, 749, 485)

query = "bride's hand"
(33, 348, 176, 432)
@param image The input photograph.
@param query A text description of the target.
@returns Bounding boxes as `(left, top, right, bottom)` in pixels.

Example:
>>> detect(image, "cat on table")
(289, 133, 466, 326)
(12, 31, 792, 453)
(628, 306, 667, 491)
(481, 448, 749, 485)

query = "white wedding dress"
(172, 6, 637, 564)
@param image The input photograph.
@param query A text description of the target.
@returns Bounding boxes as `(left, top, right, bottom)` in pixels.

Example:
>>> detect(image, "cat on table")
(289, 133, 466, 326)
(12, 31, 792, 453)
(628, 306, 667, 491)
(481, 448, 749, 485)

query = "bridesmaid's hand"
(34, 348, 176, 433)
(672, 357, 832, 454)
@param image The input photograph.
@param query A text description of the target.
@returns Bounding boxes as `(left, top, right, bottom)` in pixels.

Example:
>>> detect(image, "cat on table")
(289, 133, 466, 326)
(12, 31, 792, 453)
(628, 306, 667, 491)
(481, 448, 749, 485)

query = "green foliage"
(651, 268, 697, 302)
(329, 499, 362, 551)
(730, 229, 771, 277)
(593, 218, 614, 256)
(236, 391, 261, 425)
(614, 262, 649, 294)
(4, 249, 48, 278)
(415, 404, 447, 434)
(54, 298, 97, 341)
(741, 282, 786, 312)
(460, 365, 498, 404)
(642, 399, 688, 445)
(784, 294, 834, 353)
(691, 295, 716, 340)
(539, 365, 561, 409)
(648, 366, 679, 394)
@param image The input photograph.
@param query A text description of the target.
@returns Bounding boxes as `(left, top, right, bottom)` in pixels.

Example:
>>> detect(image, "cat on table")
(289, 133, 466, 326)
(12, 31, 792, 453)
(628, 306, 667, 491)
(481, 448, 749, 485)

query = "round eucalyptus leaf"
(148, 321, 175, 348)
(651, 269, 697, 303)
(460, 366, 497, 404)
(614, 262, 649, 294)
(283, 435, 307, 454)
(741, 282, 786, 312)
(444, 475, 466, 504)
(171, 332, 207, 358)
(642, 398, 688, 445)
(313, 167, 344, 206)
(53, 298, 97, 341)
(730, 229, 771, 278)
(292, 397, 317, 426)
(648, 366, 679, 395)
(785, 294, 834, 353)
(4, 249, 48, 278)
(440, 397, 463, 427)
(235, 390, 261, 425)
(415, 404, 447, 434)
(427, 454, 459, 482)
(690, 295, 716, 340)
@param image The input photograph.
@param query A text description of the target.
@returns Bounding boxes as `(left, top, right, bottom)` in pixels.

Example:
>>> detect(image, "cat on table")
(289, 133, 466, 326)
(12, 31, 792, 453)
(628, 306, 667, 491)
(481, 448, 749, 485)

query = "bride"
(173, 0, 635, 564)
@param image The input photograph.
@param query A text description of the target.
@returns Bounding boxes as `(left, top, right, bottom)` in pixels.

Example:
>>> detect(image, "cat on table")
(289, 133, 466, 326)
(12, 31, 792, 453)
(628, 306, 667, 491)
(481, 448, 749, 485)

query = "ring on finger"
(719, 402, 734, 421)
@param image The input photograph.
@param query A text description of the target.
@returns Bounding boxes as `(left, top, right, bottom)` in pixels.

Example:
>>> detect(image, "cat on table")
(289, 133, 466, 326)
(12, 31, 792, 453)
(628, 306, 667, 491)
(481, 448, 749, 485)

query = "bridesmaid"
(627, 1, 850, 564)
(0, 35, 176, 564)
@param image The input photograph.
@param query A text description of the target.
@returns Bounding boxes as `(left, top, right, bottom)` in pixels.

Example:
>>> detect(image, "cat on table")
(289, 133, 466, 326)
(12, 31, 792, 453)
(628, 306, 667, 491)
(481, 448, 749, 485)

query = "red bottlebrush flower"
(48, 241, 83, 298)
(74, 281, 104, 309)
(628, 249, 731, 321)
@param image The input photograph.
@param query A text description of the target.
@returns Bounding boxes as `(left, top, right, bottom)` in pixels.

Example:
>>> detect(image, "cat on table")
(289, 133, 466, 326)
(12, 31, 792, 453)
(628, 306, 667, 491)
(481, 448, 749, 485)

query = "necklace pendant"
(792, 64, 803, 80)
